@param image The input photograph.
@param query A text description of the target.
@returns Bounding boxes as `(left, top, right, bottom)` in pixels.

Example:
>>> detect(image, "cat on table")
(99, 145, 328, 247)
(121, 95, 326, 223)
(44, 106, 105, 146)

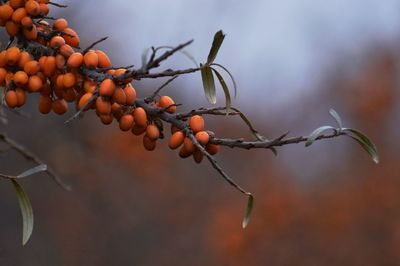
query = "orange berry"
(83, 51, 98, 68)
(95, 96, 111, 114)
(55, 54, 66, 69)
(38, 95, 52, 114)
(38, 56, 47, 69)
(52, 98, 68, 115)
(83, 79, 97, 93)
(0, 5, 14, 21)
(18, 51, 31, 68)
(50, 36, 66, 49)
(61, 28, 80, 47)
(183, 137, 195, 154)
(131, 124, 146, 136)
(39, 3, 49, 15)
(53, 18, 68, 31)
(5, 20, 19, 37)
(63, 72, 76, 88)
(38, 0, 49, 3)
(119, 114, 134, 131)
(22, 25, 37, 40)
(0, 51, 7, 67)
(59, 44, 74, 58)
(95, 50, 111, 68)
(189, 115, 205, 133)
(9, 0, 25, 9)
(111, 87, 126, 105)
(133, 107, 147, 127)
(63, 89, 76, 102)
(195, 131, 209, 145)
(11, 7, 27, 24)
(0, 68, 7, 84)
(143, 135, 156, 151)
(168, 131, 185, 150)
(78, 92, 93, 109)
(5, 90, 18, 108)
(15, 87, 26, 107)
(114, 68, 127, 76)
(111, 102, 121, 113)
(43, 56, 56, 77)
(21, 16, 33, 28)
(193, 149, 204, 164)
(146, 124, 160, 140)
(6, 47, 20, 65)
(28, 75, 43, 92)
(99, 79, 116, 97)
(206, 143, 220, 155)
(158, 95, 176, 113)
(55, 74, 64, 90)
(124, 83, 137, 105)
(25, 0, 41, 16)
(5, 72, 14, 85)
(67, 52, 83, 68)
(13, 71, 28, 86)
(99, 114, 113, 125)
(40, 82, 51, 95)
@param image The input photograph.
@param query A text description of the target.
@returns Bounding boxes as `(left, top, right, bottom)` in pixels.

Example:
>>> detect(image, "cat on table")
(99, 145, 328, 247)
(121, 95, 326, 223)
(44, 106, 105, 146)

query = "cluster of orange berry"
(0, 0, 220, 162)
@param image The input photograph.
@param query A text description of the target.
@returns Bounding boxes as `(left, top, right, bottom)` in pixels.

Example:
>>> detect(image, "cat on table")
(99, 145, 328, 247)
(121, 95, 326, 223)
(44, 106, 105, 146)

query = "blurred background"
(1, 0, 400, 265)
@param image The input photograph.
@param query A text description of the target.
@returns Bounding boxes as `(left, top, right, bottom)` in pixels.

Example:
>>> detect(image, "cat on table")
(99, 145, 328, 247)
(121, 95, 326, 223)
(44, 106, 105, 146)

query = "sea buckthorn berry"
(55, 74, 64, 90)
(206, 143, 220, 155)
(21, 16, 33, 28)
(114, 68, 127, 76)
(67, 52, 83, 68)
(179, 144, 193, 159)
(5, 72, 14, 85)
(53, 18, 68, 31)
(39, 0, 50, 3)
(195, 131, 210, 145)
(39, 3, 49, 15)
(23, 25, 37, 40)
(11, 7, 27, 24)
(52, 99, 68, 115)
(43, 56, 56, 77)
(131, 124, 146, 136)
(9, 0, 25, 9)
(99, 79, 116, 97)
(158, 95, 176, 113)
(38, 95, 52, 114)
(63, 72, 76, 88)
(96, 97, 111, 114)
(183, 137, 195, 153)
(15, 88, 26, 107)
(5, 21, 19, 37)
(18, 51, 31, 68)
(83, 79, 97, 93)
(99, 114, 113, 125)
(111, 87, 126, 105)
(107, 69, 116, 75)
(111, 102, 121, 113)
(25, 0, 41, 16)
(60, 44, 74, 58)
(95, 50, 112, 68)
(62, 28, 80, 47)
(0, 68, 6, 84)
(24, 60, 40, 75)
(119, 114, 134, 131)
(6, 47, 20, 66)
(143, 135, 156, 151)
(55, 54, 66, 69)
(40, 82, 51, 95)
(146, 124, 160, 140)
(5, 90, 18, 108)
(50, 36, 66, 49)
(168, 131, 185, 150)
(133, 107, 147, 127)
(63, 89, 76, 102)
(0, 51, 7, 67)
(0, 5, 14, 21)
(13, 71, 29, 86)
(124, 83, 136, 105)
(28, 75, 43, 92)
(38, 56, 47, 69)
(193, 149, 204, 164)
(189, 115, 205, 133)
(78, 92, 93, 109)
(83, 51, 98, 68)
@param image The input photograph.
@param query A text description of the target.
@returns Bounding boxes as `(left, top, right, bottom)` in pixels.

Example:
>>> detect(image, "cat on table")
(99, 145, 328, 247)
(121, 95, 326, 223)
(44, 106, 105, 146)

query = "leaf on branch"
(211, 63, 238, 98)
(233, 108, 264, 141)
(17, 164, 47, 179)
(242, 194, 254, 229)
(329, 108, 343, 130)
(306, 126, 336, 147)
(206, 30, 225, 65)
(211, 68, 231, 114)
(343, 128, 379, 164)
(200, 64, 217, 104)
(11, 180, 34, 246)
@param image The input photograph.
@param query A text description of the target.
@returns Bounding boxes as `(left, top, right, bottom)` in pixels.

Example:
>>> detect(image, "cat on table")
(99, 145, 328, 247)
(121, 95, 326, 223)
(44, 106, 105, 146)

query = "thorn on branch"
(83, 37, 109, 54)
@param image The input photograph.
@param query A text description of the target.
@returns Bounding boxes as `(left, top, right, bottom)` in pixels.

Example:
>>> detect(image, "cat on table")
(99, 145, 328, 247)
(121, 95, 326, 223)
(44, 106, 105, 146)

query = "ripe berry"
(28, 75, 43, 92)
(15, 88, 26, 107)
(5, 21, 19, 37)
(18, 51, 31, 69)
(52, 99, 68, 115)
(133, 107, 147, 127)
(189, 115, 205, 133)
(158, 95, 176, 113)
(168, 131, 185, 150)
(119, 114, 134, 131)
(96, 96, 111, 114)
(63, 72, 76, 88)
(11, 7, 27, 24)
(131, 124, 147, 136)
(38, 95, 52, 114)
(99, 79, 116, 97)
(50, 36, 66, 49)
(206, 143, 220, 155)
(43, 56, 56, 77)
(143, 135, 156, 151)
(5, 90, 18, 108)
(62, 28, 80, 47)
(95, 50, 112, 68)
(111, 87, 126, 105)
(67, 52, 83, 68)
(13, 71, 28, 86)
(83, 51, 98, 69)
(78, 92, 93, 110)
(6, 47, 21, 66)
(9, 0, 25, 9)
(193, 149, 204, 164)
(0, 5, 14, 21)
(53, 18, 68, 31)
(60, 44, 74, 58)
(124, 83, 136, 105)
(146, 124, 160, 140)
(25, 0, 41, 16)
(195, 131, 210, 145)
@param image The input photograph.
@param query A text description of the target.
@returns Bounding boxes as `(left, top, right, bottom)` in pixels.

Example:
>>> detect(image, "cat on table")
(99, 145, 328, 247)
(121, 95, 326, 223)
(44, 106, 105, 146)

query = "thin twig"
(146, 76, 179, 102)
(48, 2, 68, 8)
(83, 37, 108, 54)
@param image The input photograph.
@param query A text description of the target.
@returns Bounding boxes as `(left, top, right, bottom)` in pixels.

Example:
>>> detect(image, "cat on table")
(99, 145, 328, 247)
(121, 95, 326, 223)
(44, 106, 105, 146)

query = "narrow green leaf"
(200, 65, 217, 104)
(343, 128, 379, 164)
(306, 126, 335, 147)
(207, 30, 225, 65)
(242, 194, 254, 229)
(329, 109, 343, 130)
(11, 180, 34, 245)
(17, 164, 47, 179)
(211, 63, 238, 98)
(141, 48, 150, 69)
(211, 68, 231, 114)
